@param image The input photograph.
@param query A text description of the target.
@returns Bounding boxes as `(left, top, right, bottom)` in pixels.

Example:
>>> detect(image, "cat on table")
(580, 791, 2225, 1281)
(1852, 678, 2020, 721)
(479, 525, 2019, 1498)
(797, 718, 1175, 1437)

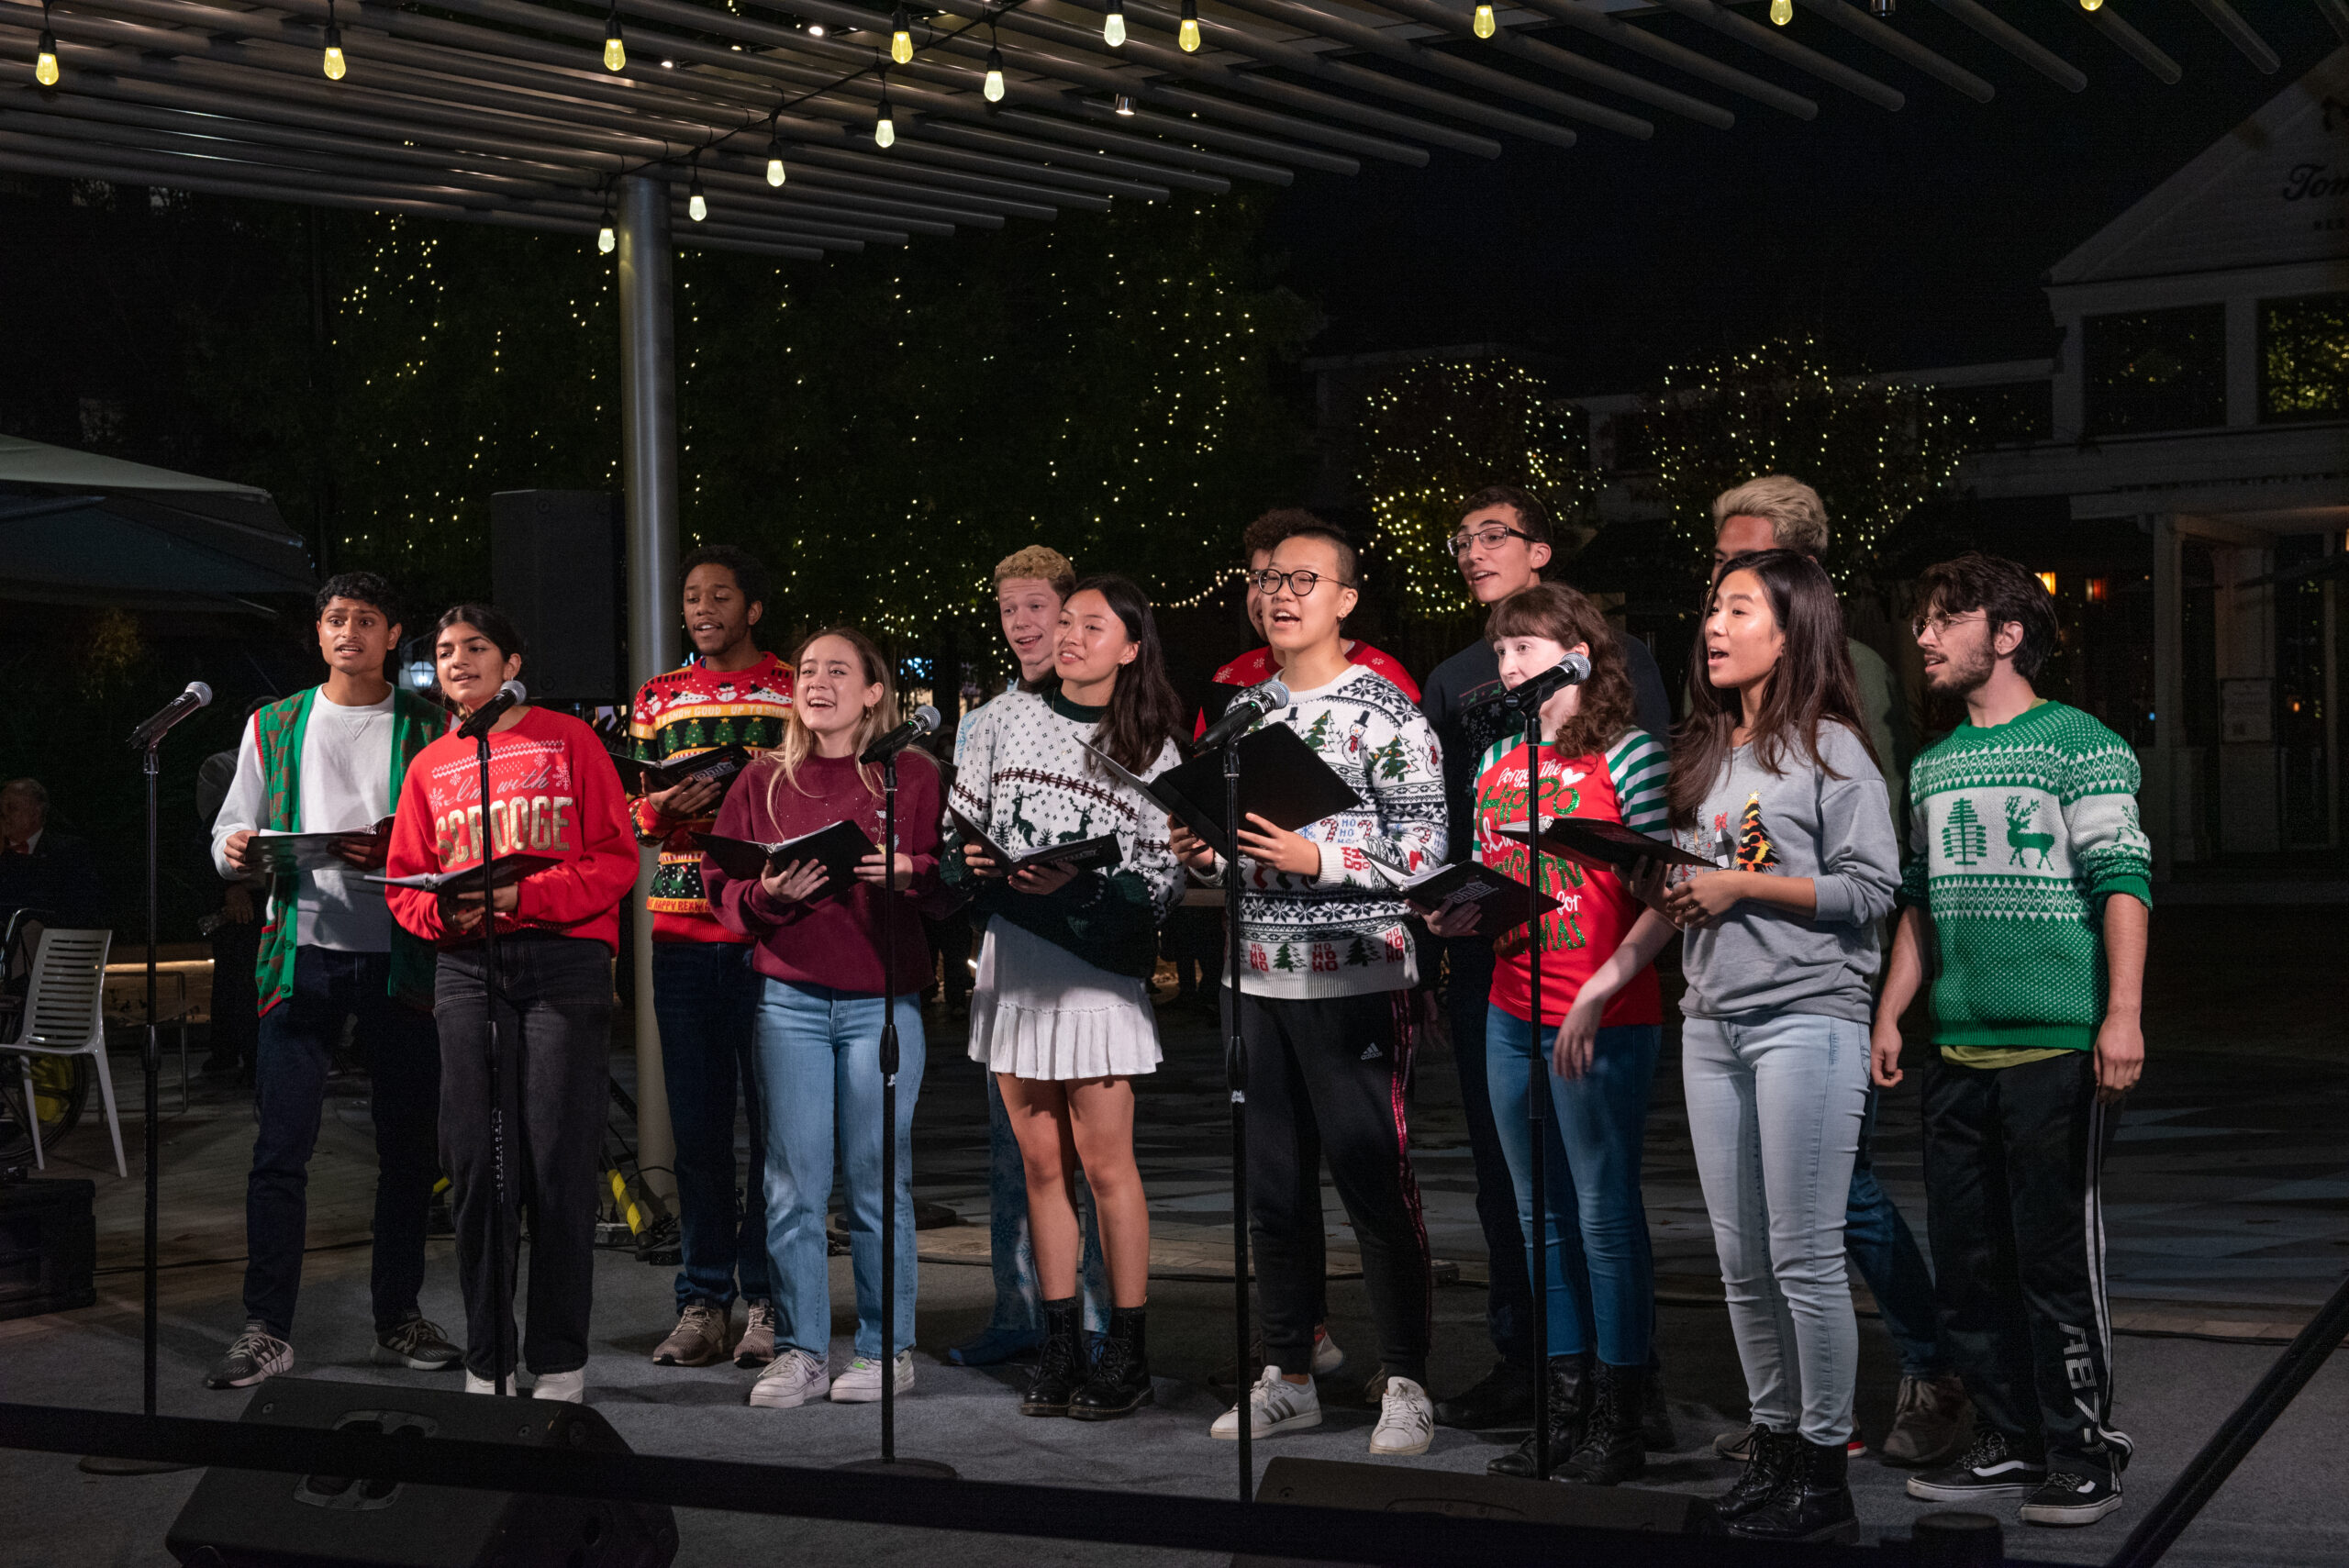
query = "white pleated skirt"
(965, 918, 1163, 1081)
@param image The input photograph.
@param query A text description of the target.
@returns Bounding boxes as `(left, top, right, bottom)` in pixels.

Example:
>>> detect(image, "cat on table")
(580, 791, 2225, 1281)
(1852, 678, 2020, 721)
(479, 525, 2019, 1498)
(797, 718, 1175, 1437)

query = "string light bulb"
(1769, 0, 1791, 21)
(1104, 0, 1125, 47)
(766, 128, 786, 185)
(603, 4, 625, 70)
(890, 5, 912, 63)
(597, 199, 615, 253)
(1869, 0, 1893, 12)
(2077, 0, 2101, 8)
(1178, 0, 1199, 50)
(35, 1, 59, 84)
(1471, 2, 1495, 38)
(321, 0, 345, 79)
(1114, 92, 1135, 115)
(983, 45, 1005, 101)
(875, 75, 896, 147)
(687, 158, 707, 222)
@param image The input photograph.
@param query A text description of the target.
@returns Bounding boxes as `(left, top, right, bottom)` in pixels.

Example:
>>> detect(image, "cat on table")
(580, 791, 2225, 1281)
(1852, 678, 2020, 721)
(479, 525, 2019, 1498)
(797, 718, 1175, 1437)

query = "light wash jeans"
(1485, 1007, 1662, 1367)
(754, 979, 925, 1362)
(1682, 1012, 1870, 1445)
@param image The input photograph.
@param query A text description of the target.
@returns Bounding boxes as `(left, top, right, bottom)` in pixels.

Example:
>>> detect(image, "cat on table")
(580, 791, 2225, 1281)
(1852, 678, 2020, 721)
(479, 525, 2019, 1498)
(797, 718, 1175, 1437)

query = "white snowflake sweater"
(941, 689, 1184, 979)
(1203, 664, 1448, 999)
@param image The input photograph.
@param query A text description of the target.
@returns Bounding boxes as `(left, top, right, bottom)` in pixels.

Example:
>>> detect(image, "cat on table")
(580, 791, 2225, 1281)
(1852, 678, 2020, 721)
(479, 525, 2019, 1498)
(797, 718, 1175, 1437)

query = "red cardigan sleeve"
(384, 762, 448, 943)
(513, 724, 638, 932)
(702, 757, 791, 937)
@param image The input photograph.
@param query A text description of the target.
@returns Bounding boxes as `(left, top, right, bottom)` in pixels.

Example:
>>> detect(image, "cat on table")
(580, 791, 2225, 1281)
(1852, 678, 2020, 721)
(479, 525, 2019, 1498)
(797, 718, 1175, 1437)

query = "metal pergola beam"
(1505, 0, 1820, 118)
(1790, 0, 1994, 102)
(2066, 0, 2183, 83)
(1922, 0, 2086, 92)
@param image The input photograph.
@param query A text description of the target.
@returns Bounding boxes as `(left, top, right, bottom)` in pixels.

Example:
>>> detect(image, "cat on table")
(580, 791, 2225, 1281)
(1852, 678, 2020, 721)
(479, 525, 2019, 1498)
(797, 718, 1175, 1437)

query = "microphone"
(859, 704, 941, 765)
(128, 681, 212, 748)
(458, 680, 528, 741)
(1195, 678, 1291, 751)
(1468, 653, 1593, 718)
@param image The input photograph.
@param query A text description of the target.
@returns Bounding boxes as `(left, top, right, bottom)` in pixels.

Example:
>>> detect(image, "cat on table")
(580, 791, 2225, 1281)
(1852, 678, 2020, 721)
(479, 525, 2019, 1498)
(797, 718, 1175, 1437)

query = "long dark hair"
(433, 604, 527, 675)
(1484, 584, 1636, 761)
(1667, 549, 1876, 828)
(1069, 574, 1183, 775)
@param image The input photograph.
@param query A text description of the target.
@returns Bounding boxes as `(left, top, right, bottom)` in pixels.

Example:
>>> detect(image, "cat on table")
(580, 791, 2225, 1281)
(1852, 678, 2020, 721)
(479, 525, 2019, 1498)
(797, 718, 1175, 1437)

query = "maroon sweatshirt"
(702, 749, 942, 996)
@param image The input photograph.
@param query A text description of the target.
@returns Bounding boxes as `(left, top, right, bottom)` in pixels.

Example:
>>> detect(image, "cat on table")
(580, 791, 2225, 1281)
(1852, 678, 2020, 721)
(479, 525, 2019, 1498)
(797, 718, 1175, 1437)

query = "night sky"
(1260, 0, 2341, 389)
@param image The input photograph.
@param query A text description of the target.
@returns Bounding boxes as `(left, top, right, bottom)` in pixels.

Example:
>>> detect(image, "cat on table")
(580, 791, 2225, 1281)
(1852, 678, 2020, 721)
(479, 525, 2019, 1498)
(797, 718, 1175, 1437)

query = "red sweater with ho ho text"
(384, 706, 639, 954)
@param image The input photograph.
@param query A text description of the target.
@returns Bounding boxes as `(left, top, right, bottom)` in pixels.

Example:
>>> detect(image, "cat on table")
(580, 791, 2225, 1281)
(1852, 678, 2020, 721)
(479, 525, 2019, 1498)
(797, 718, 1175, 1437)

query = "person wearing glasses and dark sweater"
(1414, 485, 1672, 1438)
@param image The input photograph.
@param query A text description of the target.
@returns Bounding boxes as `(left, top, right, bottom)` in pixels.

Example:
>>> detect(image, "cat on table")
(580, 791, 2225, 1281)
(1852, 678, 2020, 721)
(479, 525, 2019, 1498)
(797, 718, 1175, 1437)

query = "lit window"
(2258, 292, 2349, 422)
(2082, 305, 2226, 436)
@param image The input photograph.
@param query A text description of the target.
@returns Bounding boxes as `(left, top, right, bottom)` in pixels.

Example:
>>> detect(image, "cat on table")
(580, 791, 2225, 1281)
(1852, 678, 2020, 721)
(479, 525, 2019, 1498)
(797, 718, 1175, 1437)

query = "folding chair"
(7, 927, 123, 1179)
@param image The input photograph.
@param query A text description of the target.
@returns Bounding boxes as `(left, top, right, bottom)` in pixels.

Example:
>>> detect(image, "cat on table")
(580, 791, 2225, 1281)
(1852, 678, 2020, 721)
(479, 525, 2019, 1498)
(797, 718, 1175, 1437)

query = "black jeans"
(652, 940, 771, 1313)
(1442, 936, 1536, 1368)
(243, 946, 440, 1340)
(1241, 985, 1432, 1385)
(1923, 1051, 2131, 1470)
(437, 932, 611, 1380)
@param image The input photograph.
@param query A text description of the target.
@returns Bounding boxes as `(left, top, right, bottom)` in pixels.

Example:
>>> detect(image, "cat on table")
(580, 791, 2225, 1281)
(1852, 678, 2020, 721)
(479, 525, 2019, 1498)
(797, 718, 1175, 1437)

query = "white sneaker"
(748, 1349, 831, 1409)
(1211, 1366, 1322, 1440)
(829, 1351, 915, 1403)
(530, 1369, 585, 1403)
(1369, 1375, 1434, 1457)
(1311, 1328, 1344, 1377)
(463, 1370, 500, 1396)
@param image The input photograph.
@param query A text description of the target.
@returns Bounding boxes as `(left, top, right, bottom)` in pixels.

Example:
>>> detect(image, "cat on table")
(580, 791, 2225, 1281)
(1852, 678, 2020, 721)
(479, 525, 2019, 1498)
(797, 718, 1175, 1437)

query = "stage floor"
(5, 904, 2345, 1564)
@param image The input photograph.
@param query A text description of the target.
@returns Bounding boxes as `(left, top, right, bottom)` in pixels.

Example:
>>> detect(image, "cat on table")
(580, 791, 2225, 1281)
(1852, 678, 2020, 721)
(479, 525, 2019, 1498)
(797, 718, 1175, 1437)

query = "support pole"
(618, 170, 679, 1202)
(2152, 513, 2181, 883)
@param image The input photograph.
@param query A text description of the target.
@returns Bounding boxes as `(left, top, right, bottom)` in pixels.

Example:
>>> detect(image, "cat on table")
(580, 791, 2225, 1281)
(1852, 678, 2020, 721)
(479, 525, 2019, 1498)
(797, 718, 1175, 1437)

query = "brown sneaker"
(1880, 1373, 1974, 1468)
(652, 1302, 731, 1367)
(735, 1301, 777, 1368)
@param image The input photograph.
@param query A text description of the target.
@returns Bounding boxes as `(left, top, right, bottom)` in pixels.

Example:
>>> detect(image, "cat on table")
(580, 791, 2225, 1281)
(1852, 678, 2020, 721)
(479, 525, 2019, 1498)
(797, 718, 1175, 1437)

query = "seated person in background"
(0, 776, 106, 936)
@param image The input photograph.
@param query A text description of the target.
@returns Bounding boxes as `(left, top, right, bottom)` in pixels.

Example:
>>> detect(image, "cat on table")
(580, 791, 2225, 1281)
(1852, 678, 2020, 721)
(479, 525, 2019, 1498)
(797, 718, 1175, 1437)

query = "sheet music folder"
(1081, 726, 1360, 862)
(363, 852, 562, 893)
(693, 821, 877, 900)
(249, 818, 394, 873)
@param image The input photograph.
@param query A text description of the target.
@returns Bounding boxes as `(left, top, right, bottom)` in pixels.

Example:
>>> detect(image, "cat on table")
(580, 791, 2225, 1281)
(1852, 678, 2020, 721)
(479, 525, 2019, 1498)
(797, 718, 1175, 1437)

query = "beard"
(1927, 637, 1998, 697)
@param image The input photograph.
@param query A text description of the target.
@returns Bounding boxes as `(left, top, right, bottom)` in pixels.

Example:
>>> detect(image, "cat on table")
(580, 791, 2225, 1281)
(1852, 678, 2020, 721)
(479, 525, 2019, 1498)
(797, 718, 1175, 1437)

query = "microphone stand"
(1516, 706, 1553, 1480)
(475, 717, 514, 1398)
(841, 747, 955, 1479)
(1222, 734, 1252, 1505)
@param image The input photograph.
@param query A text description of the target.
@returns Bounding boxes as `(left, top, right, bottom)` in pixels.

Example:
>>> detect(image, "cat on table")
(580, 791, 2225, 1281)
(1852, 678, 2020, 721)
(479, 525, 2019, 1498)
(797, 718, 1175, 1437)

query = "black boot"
(1436, 1359, 1535, 1429)
(1729, 1437, 1860, 1544)
(1716, 1427, 1799, 1521)
(1486, 1353, 1589, 1478)
(1020, 1297, 1089, 1418)
(1068, 1306, 1153, 1420)
(1557, 1362, 1646, 1485)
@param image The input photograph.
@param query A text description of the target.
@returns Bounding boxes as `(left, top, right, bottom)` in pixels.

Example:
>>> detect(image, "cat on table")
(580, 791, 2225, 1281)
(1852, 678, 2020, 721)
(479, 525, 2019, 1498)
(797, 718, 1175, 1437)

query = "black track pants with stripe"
(1237, 986, 1433, 1387)
(1921, 1050, 2132, 1471)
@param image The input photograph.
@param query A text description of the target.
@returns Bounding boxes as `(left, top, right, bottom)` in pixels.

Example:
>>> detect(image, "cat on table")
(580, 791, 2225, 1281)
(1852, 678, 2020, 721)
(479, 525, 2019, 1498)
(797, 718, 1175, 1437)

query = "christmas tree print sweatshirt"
(1205, 664, 1448, 999)
(1897, 700, 2152, 1052)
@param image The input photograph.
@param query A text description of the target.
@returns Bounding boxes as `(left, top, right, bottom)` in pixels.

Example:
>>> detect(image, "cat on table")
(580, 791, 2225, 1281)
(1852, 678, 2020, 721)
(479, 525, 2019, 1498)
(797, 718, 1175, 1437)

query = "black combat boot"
(1487, 1352, 1590, 1478)
(1729, 1436, 1861, 1544)
(1557, 1360, 1647, 1485)
(1717, 1427, 1799, 1521)
(1068, 1306, 1153, 1420)
(1020, 1297, 1089, 1417)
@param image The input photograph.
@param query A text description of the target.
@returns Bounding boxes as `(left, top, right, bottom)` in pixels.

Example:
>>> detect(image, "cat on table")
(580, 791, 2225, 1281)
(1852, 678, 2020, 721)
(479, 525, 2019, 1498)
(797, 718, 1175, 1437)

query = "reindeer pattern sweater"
(1898, 700, 2152, 1054)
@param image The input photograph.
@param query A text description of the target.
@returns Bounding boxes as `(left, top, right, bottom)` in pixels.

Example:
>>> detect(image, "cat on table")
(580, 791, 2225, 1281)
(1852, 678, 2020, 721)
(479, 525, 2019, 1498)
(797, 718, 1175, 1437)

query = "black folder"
(949, 809, 1122, 876)
(1493, 817, 1713, 873)
(248, 817, 394, 873)
(694, 821, 877, 900)
(364, 852, 562, 893)
(607, 743, 754, 798)
(1366, 851, 1560, 926)
(1082, 727, 1360, 862)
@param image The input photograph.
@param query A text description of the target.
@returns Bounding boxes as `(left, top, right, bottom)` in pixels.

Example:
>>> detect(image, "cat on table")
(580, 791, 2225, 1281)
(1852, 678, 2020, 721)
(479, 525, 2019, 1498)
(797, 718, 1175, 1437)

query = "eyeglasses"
(1447, 525, 1534, 557)
(1247, 568, 1353, 597)
(1909, 608, 1984, 639)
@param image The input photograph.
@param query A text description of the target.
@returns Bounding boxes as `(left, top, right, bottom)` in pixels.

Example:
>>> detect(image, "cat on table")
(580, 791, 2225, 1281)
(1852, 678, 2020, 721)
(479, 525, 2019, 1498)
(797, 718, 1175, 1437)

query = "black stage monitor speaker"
(0, 1176, 96, 1321)
(491, 489, 622, 704)
(165, 1377, 678, 1568)
(1234, 1455, 1720, 1567)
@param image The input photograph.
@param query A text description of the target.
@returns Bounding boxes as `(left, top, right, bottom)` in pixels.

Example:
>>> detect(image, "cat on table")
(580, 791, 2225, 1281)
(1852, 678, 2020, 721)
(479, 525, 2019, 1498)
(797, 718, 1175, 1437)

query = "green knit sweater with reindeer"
(1898, 700, 2153, 1052)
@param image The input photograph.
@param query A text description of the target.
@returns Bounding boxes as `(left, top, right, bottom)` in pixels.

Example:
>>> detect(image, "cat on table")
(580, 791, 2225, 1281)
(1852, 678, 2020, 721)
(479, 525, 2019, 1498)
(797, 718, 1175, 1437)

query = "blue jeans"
(1846, 1084, 1951, 1379)
(1485, 1006, 1660, 1368)
(1682, 1012, 1870, 1446)
(244, 947, 440, 1340)
(985, 1073, 1108, 1336)
(653, 940, 772, 1313)
(755, 980, 924, 1362)
(1446, 938, 1536, 1367)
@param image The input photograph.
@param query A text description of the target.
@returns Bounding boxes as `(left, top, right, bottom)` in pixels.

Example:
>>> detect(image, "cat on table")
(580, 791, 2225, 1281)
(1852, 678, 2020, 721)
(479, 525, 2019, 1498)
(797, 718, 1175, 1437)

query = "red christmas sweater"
(384, 706, 638, 954)
(629, 652, 795, 944)
(1189, 641, 1419, 740)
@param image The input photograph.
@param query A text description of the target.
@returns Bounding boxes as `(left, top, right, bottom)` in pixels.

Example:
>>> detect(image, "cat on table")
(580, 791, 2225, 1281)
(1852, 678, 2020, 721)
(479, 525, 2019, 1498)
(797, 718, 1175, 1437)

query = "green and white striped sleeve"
(1605, 729, 1669, 834)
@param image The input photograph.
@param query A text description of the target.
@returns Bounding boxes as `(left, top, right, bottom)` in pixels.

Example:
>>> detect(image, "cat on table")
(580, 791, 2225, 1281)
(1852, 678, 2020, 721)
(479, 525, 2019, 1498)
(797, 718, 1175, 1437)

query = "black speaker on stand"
(165, 1377, 678, 1568)
(490, 490, 624, 705)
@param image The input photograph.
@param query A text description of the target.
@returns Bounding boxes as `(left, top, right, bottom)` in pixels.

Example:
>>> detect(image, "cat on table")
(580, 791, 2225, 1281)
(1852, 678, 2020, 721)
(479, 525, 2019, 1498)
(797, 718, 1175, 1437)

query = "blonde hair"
(1711, 475, 1830, 561)
(765, 626, 898, 807)
(994, 546, 1075, 598)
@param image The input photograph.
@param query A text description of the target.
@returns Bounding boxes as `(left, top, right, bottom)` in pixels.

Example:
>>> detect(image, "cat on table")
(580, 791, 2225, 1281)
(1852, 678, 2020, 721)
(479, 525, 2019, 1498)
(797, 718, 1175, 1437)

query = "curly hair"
(1483, 584, 1637, 761)
(994, 546, 1076, 599)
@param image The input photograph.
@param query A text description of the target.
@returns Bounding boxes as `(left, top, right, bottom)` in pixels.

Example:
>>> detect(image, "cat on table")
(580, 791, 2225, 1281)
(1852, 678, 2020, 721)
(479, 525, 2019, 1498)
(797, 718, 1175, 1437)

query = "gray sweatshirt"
(1674, 720, 1899, 1024)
